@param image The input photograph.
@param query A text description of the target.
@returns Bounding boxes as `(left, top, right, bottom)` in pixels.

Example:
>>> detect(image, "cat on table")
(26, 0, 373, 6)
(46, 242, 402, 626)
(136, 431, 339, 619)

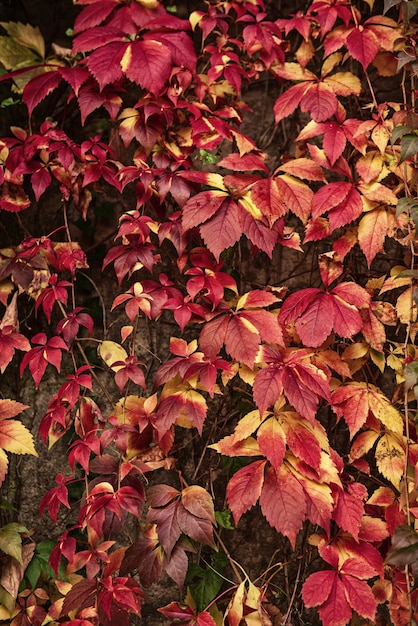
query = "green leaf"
(24, 540, 56, 589)
(0, 585, 14, 615)
(0, 496, 15, 511)
(391, 125, 410, 144)
(215, 510, 234, 530)
(187, 553, 228, 612)
(396, 269, 418, 278)
(199, 149, 218, 165)
(0, 523, 28, 565)
(400, 134, 418, 163)
(0, 97, 20, 108)
(396, 196, 418, 217)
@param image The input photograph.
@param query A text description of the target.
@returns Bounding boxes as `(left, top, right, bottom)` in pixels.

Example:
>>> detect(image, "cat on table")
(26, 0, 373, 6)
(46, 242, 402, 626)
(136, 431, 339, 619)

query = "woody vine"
(0, 0, 418, 624)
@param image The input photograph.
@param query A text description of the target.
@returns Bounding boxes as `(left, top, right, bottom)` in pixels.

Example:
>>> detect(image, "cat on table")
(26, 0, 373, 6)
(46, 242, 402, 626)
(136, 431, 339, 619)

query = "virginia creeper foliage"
(1, 0, 418, 623)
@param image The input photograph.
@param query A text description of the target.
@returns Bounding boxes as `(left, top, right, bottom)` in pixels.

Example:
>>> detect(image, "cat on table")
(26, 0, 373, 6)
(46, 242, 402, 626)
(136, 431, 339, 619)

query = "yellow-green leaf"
(0, 22, 45, 58)
(0, 523, 28, 565)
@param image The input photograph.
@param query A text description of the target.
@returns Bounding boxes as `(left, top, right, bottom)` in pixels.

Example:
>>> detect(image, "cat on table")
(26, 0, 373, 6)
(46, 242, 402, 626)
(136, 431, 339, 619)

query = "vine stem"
(56, 300, 115, 407)
(213, 527, 244, 584)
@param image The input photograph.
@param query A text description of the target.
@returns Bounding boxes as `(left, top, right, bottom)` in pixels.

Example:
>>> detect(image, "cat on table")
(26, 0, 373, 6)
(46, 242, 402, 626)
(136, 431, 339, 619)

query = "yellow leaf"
(225, 581, 245, 625)
(0, 448, 8, 487)
(370, 349, 386, 373)
(360, 182, 397, 205)
(272, 62, 315, 81)
(371, 125, 391, 154)
(120, 44, 132, 73)
(324, 72, 361, 96)
(296, 38, 315, 68)
(206, 173, 227, 190)
(371, 393, 403, 435)
(375, 433, 405, 489)
(396, 287, 417, 324)
(99, 340, 128, 371)
(343, 342, 369, 360)
(356, 150, 388, 183)
(189, 11, 203, 30)
(0, 420, 37, 457)
(239, 192, 263, 221)
(321, 52, 343, 76)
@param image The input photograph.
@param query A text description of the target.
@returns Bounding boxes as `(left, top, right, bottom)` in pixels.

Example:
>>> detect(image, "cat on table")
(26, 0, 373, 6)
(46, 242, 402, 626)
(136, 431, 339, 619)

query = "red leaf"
(329, 292, 363, 340)
(273, 82, 307, 124)
(259, 464, 306, 547)
(346, 27, 379, 70)
(147, 484, 179, 508)
(59, 66, 91, 95)
(226, 460, 266, 525)
(253, 366, 284, 416)
(181, 485, 215, 523)
(158, 602, 195, 622)
(0, 400, 29, 420)
(199, 199, 242, 260)
(198, 314, 229, 359)
(238, 209, 278, 257)
(164, 546, 189, 588)
(73, 0, 117, 33)
(176, 505, 214, 547)
(257, 417, 286, 470)
(300, 82, 338, 122)
(123, 40, 173, 94)
(281, 412, 321, 469)
(341, 574, 376, 621)
(250, 178, 288, 220)
(323, 122, 347, 166)
(224, 315, 264, 368)
(87, 41, 126, 89)
(197, 612, 217, 626)
(275, 175, 313, 223)
(182, 192, 227, 231)
(302, 570, 336, 607)
(62, 579, 97, 615)
(332, 483, 367, 541)
(23, 71, 62, 116)
(218, 153, 269, 173)
(312, 182, 363, 230)
(146, 499, 181, 558)
(317, 575, 353, 626)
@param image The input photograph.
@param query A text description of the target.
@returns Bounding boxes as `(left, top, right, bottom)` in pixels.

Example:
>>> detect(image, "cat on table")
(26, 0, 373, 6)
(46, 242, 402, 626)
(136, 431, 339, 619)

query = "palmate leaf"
(312, 182, 362, 230)
(302, 562, 377, 626)
(331, 382, 404, 438)
(253, 346, 330, 422)
(279, 282, 369, 349)
(199, 295, 283, 368)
